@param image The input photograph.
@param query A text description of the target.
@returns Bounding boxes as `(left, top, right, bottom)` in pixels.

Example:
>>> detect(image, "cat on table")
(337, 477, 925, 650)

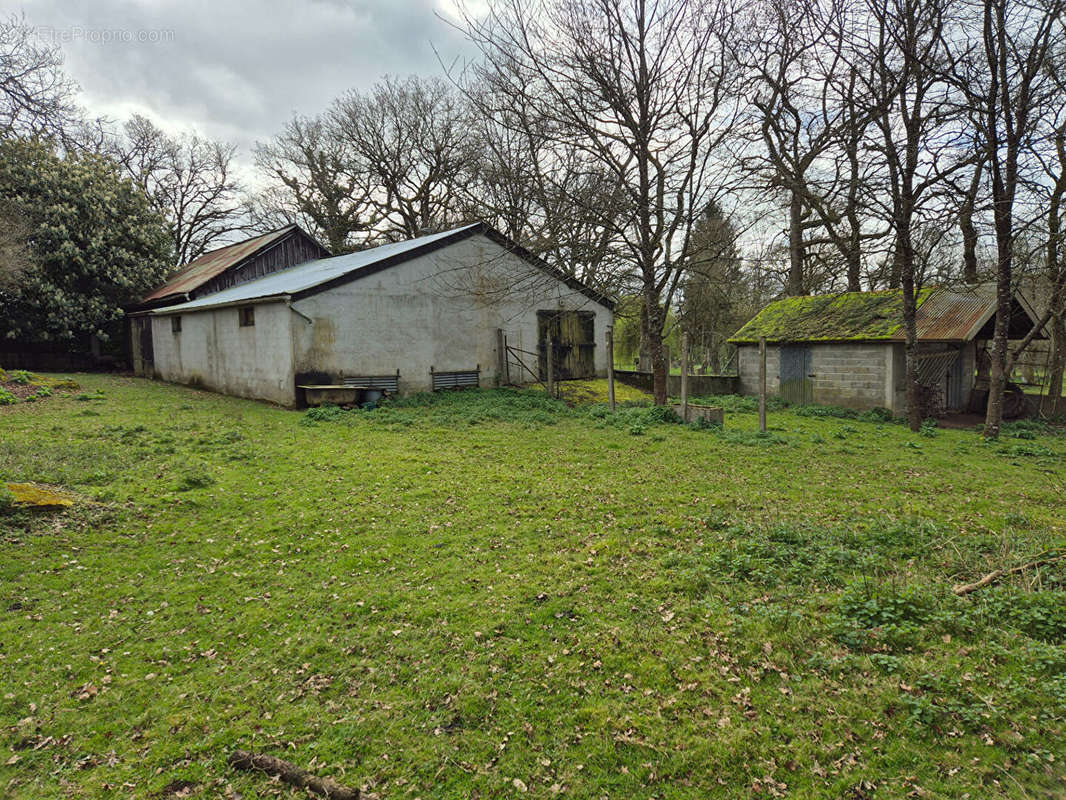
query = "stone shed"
(146, 223, 615, 406)
(729, 286, 1044, 416)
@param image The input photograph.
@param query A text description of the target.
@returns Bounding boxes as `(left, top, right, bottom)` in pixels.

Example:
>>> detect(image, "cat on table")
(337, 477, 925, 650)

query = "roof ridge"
(151, 221, 615, 315)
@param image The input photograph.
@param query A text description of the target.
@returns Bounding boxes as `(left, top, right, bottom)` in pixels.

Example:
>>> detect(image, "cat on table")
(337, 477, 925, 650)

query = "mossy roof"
(729, 289, 937, 344)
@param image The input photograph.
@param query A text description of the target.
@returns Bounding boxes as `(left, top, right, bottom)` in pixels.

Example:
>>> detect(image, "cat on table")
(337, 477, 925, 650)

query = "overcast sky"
(18, 0, 473, 164)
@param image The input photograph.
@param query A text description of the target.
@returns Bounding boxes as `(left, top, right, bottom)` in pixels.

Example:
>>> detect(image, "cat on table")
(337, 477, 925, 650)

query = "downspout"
(286, 298, 312, 324)
(286, 298, 311, 408)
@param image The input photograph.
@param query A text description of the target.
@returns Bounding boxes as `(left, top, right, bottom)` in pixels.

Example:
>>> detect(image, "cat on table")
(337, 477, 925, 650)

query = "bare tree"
(254, 114, 379, 254)
(330, 76, 476, 240)
(738, 0, 891, 295)
(949, 0, 1066, 438)
(1031, 49, 1066, 416)
(0, 14, 81, 142)
(455, 0, 744, 404)
(461, 92, 629, 293)
(119, 115, 247, 265)
(850, 0, 964, 430)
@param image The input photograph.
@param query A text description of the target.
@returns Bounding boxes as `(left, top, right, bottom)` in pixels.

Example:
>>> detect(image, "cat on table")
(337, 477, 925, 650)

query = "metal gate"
(779, 346, 813, 405)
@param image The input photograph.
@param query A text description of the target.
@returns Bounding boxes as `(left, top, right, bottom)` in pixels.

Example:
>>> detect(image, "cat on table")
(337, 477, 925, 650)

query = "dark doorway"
(537, 310, 596, 380)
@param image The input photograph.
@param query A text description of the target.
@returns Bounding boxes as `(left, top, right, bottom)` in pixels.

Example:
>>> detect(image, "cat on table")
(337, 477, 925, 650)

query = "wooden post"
(496, 328, 506, 387)
(759, 336, 767, 433)
(546, 334, 554, 397)
(680, 331, 689, 422)
(606, 325, 616, 412)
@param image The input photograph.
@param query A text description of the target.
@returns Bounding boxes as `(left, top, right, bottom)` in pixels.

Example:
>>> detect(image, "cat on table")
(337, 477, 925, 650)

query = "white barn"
(148, 223, 615, 406)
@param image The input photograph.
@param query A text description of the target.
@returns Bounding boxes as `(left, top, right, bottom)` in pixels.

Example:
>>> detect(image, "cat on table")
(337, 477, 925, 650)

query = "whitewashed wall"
(151, 302, 296, 406)
(290, 233, 613, 393)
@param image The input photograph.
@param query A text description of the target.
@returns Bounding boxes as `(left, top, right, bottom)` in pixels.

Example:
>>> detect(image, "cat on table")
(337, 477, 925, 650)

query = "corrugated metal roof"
(153, 224, 482, 314)
(142, 225, 300, 302)
(901, 286, 996, 341)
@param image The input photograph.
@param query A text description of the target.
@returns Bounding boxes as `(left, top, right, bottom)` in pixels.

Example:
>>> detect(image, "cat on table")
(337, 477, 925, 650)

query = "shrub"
(859, 406, 894, 423)
(794, 404, 859, 419)
(0, 387, 17, 405)
(8, 369, 33, 385)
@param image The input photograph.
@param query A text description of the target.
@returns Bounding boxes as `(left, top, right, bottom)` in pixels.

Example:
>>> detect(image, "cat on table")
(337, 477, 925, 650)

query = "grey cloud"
(19, 0, 473, 156)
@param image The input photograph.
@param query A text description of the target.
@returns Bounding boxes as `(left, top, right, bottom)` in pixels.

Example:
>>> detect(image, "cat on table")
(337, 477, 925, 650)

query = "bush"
(859, 406, 894, 423)
(0, 387, 17, 405)
(8, 369, 33, 385)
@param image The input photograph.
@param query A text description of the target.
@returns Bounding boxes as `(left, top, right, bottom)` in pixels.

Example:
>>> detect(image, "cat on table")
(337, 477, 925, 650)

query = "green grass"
(1, 376, 1065, 799)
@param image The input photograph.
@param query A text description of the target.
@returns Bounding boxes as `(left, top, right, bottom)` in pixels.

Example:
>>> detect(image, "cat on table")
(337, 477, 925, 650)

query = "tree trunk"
(960, 202, 979, 284)
(960, 160, 983, 284)
(642, 288, 669, 405)
(786, 192, 805, 296)
(846, 226, 862, 293)
(901, 263, 922, 432)
(983, 209, 1014, 439)
(638, 303, 653, 372)
(889, 238, 903, 290)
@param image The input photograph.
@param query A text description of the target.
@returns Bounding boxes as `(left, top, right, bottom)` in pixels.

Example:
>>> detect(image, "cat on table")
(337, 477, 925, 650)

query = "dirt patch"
(156, 779, 197, 798)
(935, 413, 985, 430)
(0, 370, 79, 404)
(1, 380, 40, 401)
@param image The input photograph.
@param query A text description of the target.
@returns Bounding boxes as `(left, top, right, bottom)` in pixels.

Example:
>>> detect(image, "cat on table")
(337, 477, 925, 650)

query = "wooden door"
(537, 310, 596, 380)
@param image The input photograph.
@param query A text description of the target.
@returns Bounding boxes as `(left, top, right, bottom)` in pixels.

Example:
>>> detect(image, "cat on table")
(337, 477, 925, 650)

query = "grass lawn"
(2, 375, 1065, 799)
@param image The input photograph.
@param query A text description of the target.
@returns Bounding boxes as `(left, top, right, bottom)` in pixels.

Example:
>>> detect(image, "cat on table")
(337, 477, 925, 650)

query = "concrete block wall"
(810, 343, 890, 409)
(738, 341, 894, 411)
(737, 345, 780, 397)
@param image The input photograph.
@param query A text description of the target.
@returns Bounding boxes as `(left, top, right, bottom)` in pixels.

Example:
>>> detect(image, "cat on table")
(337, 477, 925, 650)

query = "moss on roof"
(729, 289, 935, 344)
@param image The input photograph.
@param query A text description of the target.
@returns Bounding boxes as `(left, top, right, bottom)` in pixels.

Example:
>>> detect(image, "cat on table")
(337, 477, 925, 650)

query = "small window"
(171, 316, 182, 334)
(238, 306, 255, 327)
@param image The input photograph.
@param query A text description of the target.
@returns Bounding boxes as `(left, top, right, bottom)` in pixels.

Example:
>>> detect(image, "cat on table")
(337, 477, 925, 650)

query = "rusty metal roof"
(901, 286, 996, 342)
(141, 225, 300, 303)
